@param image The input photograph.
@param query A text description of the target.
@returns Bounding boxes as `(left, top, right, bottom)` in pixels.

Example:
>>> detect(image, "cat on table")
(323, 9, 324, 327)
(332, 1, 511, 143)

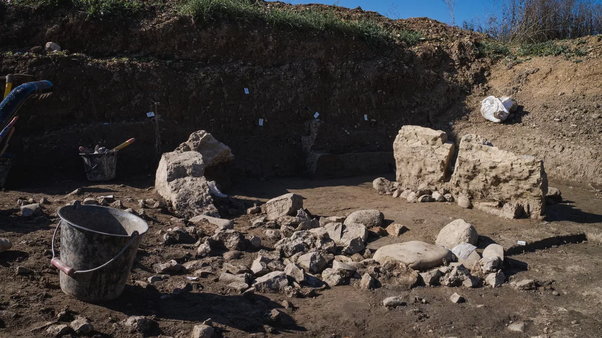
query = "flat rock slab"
(373, 241, 453, 271)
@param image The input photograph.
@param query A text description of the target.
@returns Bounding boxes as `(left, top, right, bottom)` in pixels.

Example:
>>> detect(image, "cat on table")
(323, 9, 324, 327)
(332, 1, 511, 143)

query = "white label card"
(364, 114, 368, 121)
(314, 112, 319, 118)
(259, 118, 264, 126)
(146, 112, 155, 117)
(244, 88, 249, 94)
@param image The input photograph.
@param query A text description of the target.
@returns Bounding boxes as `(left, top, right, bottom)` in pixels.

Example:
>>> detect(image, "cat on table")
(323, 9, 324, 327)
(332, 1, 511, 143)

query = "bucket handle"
(50, 221, 139, 277)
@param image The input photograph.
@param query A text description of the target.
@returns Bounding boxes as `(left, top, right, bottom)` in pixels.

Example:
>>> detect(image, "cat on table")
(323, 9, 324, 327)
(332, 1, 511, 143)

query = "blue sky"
(266, 0, 494, 26)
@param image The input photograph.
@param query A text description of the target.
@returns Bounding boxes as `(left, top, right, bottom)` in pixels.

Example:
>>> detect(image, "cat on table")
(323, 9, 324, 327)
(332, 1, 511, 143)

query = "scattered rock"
(247, 235, 262, 249)
(39, 197, 50, 204)
(254, 271, 289, 293)
(297, 251, 327, 274)
(406, 191, 418, 203)
(265, 229, 282, 241)
(0, 238, 12, 253)
(264, 193, 304, 221)
(332, 260, 356, 277)
(359, 273, 376, 290)
(222, 250, 242, 260)
(480, 256, 502, 273)
(418, 195, 434, 203)
(219, 272, 250, 284)
(419, 269, 442, 287)
(383, 296, 406, 308)
(450, 292, 464, 303)
(70, 316, 93, 334)
(319, 216, 346, 226)
(46, 324, 72, 337)
(196, 242, 212, 258)
(546, 187, 563, 204)
(444, 193, 454, 202)
(343, 209, 384, 228)
(392, 189, 401, 198)
(435, 219, 478, 249)
(373, 241, 453, 270)
(153, 260, 183, 274)
(147, 276, 163, 284)
(211, 229, 246, 251)
(124, 316, 156, 334)
(284, 262, 306, 284)
(321, 268, 344, 287)
(82, 197, 98, 205)
(482, 243, 504, 262)
(512, 279, 536, 290)
(441, 265, 477, 288)
(251, 256, 271, 277)
(400, 190, 411, 199)
(432, 191, 445, 202)
(16, 266, 33, 276)
(191, 324, 215, 338)
(507, 321, 525, 332)
(485, 270, 506, 287)
(247, 205, 262, 214)
(190, 214, 233, 231)
(20, 203, 41, 217)
(110, 200, 123, 209)
(227, 281, 249, 292)
(457, 194, 472, 209)
(45, 41, 61, 52)
(373, 177, 394, 194)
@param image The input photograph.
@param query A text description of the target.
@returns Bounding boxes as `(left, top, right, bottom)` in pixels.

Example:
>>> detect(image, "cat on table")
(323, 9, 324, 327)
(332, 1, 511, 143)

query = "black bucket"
(51, 202, 148, 302)
(80, 152, 117, 181)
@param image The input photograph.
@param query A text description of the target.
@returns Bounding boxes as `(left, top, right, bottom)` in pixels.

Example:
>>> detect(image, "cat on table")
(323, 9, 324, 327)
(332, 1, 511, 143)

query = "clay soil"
(0, 175, 601, 337)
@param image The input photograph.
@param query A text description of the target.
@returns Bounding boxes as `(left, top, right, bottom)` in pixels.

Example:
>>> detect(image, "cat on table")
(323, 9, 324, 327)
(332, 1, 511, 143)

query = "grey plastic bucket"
(80, 152, 117, 181)
(51, 202, 148, 302)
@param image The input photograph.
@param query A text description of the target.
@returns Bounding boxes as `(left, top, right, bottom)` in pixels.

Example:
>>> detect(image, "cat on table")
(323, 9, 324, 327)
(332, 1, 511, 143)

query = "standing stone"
(450, 134, 547, 219)
(393, 125, 455, 189)
(435, 219, 478, 249)
(264, 193, 304, 221)
(344, 210, 383, 228)
(175, 130, 234, 167)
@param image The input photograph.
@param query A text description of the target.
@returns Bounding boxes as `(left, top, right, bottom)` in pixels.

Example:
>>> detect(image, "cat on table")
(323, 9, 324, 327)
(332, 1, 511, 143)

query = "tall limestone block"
(450, 134, 547, 218)
(393, 126, 455, 189)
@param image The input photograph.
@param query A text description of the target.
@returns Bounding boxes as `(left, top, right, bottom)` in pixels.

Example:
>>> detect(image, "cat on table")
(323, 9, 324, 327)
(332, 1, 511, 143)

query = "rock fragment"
(373, 241, 453, 271)
(373, 177, 394, 194)
(20, 203, 42, 217)
(191, 324, 215, 338)
(124, 316, 156, 334)
(343, 210, 383, 228)
(264, 193, 303, 221)
(70, 316, 93, 334)
(153, 260, 183, 274)
(485, 270, 506, 287)
(383, 296, 406, 308)
(359, 273, 376, 290)
(254, 271, 289, 293)
(450, 292, 464, 303)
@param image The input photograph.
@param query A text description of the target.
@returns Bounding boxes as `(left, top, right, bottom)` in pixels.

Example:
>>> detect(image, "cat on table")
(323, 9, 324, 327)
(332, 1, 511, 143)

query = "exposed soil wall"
(0, 4, 490, 186)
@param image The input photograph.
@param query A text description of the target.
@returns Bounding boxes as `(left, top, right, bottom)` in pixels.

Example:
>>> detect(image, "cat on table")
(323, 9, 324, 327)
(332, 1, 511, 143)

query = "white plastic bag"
(451, 243, 477, 260)
(500, 96, 518, 113)
(481, 96, 510, 123)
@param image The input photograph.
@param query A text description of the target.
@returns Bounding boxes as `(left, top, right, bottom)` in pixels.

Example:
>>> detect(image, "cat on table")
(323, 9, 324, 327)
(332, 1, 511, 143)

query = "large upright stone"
(264, 193, 303, 221)
(435, 219, 478, 250)
(393, 126, 455, 189)
(373, 241, 453, 271)
(450, 134, 547, 218)
(155, 131, 233, 218)
(175, 130, 234, 167)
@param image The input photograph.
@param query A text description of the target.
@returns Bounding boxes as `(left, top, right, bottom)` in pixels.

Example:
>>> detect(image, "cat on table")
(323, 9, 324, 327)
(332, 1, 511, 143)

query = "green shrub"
(474, 41, 511, 60)
(517, 41, 569, 57)
(75, 0, 143, 19)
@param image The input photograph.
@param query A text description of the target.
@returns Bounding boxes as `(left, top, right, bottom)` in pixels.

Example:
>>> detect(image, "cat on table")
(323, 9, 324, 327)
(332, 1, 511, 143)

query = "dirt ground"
(1, 174, 601, 338)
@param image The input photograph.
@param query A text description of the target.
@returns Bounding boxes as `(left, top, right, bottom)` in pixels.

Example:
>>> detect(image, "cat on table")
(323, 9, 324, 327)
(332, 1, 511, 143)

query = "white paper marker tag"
(517, 240, 526, 246)
(146, 112, 155, 117)
(314, 112, 319, 118)
(364, 114, 368, 121)
(259, 118, 264, 126)
(244, 88, 249, 94)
